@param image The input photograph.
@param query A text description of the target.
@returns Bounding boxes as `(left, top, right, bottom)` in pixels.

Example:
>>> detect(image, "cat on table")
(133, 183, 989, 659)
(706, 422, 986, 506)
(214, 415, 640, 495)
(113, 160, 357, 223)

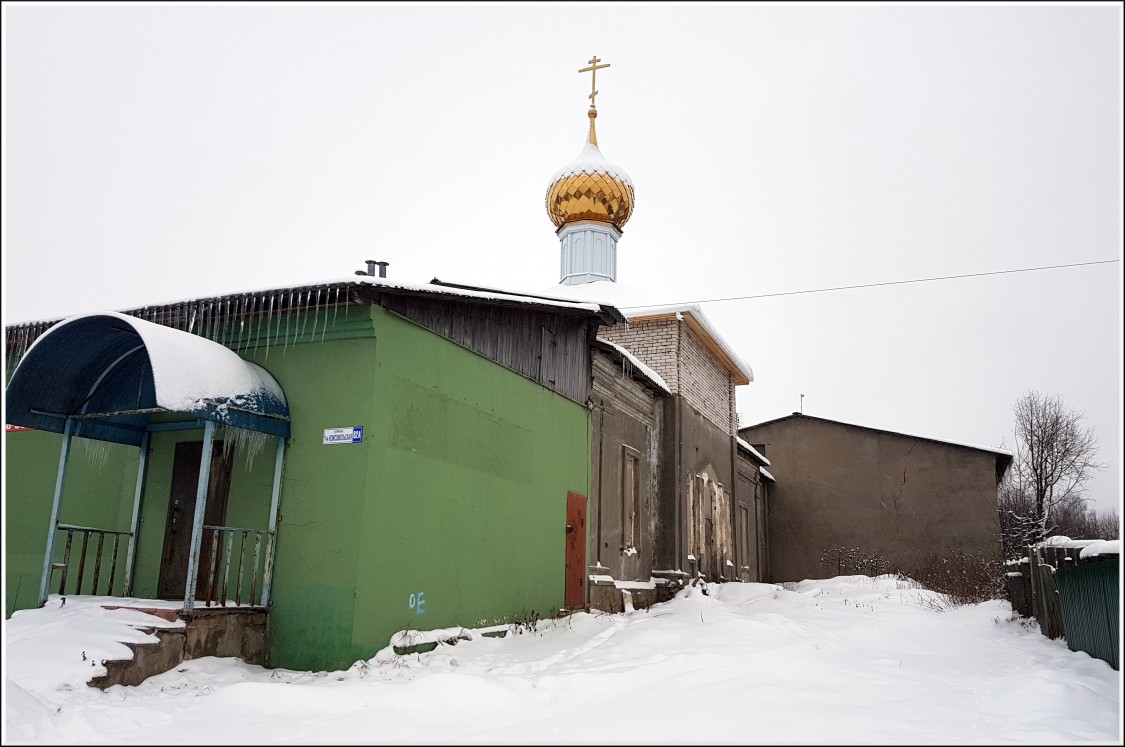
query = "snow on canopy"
(5, 312, 288, 445)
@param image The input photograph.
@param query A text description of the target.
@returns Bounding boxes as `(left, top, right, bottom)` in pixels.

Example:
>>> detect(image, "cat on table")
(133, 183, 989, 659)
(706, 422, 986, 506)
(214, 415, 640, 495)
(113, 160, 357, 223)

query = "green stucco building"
(5, 277, 622, 671)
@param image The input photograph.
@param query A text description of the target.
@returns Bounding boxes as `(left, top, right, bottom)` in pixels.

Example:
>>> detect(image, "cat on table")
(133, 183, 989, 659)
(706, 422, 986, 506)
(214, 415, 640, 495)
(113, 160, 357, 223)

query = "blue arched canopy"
(5, 312, 290, 445)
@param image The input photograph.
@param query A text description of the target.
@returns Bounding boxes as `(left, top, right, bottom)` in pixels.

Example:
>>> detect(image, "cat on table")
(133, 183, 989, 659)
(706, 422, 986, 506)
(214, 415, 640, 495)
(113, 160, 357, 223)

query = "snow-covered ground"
(4, 575, 1121, 744)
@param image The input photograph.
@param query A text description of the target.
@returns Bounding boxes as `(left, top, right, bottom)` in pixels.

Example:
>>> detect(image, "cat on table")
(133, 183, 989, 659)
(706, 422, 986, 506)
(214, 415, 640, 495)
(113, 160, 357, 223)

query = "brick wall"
(601, 316, 735, 435)
(600, 318, 680, 393)
(679, 323, 736, 434)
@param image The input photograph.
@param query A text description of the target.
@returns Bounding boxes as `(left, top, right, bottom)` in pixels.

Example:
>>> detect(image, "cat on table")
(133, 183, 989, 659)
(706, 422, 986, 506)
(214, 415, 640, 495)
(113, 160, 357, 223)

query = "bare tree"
(1010, 390, 1104, 536)
(1091, 509, 1121, 541)
(998, 475, 1041, 559)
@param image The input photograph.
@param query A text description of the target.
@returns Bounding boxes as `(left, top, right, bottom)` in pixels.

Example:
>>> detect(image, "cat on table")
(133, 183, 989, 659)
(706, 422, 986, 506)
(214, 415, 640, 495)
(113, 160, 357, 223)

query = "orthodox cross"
(578, 55, 611, 108)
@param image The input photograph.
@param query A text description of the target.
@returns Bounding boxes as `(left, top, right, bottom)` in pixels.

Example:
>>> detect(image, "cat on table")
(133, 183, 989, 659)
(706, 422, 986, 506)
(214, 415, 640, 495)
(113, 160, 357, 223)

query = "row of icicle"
(5, 285, 350, 378)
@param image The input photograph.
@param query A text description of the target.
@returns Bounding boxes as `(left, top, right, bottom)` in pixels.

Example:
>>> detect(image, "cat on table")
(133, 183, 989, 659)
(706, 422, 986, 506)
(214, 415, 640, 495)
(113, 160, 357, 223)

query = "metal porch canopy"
(6, 311, 290, 444)
(5, 311, 290, 611)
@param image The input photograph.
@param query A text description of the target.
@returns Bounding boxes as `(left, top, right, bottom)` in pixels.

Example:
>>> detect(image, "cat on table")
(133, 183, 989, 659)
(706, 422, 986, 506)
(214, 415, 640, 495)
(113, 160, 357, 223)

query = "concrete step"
(88, 606, 269, 689)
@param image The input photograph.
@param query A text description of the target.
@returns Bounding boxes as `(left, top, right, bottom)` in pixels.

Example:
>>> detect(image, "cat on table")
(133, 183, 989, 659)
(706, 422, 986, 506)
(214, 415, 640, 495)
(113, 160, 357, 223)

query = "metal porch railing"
(199, 525, 274, 608)
(51, 524, 133, 597)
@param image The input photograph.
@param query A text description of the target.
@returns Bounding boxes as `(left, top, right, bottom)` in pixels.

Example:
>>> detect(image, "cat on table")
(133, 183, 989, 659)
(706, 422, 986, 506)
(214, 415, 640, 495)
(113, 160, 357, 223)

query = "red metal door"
(565, 491, 587, 610)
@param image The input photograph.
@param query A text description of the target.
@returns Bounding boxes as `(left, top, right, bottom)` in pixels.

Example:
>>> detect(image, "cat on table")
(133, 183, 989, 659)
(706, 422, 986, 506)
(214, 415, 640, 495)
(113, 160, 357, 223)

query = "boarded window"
(739, 504, 751, 570)
(622, 446, 640, 551)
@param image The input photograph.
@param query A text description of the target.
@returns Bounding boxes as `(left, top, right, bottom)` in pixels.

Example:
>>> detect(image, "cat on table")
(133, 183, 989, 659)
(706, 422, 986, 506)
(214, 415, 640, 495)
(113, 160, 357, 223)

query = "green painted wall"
(4, 433, 139, 615)
(5, 303, 592, 673)
(242, 307, 590, 671)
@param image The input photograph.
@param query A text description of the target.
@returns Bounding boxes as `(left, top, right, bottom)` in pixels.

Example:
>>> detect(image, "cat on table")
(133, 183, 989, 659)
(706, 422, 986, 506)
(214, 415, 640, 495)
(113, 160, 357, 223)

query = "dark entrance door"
(565, 491, 587, 610)
(158, 441, 233, 600)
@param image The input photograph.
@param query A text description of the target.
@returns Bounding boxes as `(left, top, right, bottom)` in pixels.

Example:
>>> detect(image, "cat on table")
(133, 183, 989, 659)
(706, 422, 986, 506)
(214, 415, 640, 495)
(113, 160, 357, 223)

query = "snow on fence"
(1005, 539, 1119, 670)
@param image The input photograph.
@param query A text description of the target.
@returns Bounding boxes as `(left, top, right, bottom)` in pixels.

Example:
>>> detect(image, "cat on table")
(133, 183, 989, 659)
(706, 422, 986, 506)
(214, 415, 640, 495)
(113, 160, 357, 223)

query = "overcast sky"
(3, 3, 1122, 514)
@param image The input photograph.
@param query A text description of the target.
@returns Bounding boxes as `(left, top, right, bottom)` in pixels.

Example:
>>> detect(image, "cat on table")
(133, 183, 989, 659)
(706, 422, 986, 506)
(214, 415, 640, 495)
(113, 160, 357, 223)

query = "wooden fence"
(1005, 542, 1119, 670)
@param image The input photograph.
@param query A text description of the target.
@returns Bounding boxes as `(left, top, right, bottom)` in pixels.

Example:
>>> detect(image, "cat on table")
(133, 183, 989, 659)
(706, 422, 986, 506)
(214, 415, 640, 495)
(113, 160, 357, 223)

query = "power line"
(617, 259, 1120, 309)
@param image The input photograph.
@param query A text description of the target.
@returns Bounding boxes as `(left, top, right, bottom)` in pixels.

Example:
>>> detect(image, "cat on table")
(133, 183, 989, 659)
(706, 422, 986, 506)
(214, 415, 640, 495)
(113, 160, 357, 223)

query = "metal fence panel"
(1056, 561, 1120, 671)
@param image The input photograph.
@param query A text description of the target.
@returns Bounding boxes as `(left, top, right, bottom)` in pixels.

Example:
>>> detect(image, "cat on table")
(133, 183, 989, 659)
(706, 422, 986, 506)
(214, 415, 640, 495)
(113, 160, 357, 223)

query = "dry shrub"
(818, 546, 1005, 606)
(903, 550, 1005, 605)
(819, 546, 894, 577)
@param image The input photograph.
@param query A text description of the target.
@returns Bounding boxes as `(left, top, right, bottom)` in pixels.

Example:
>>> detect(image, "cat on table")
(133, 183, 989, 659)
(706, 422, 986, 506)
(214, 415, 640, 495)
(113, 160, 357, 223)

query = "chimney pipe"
(356, 260, 390, 278)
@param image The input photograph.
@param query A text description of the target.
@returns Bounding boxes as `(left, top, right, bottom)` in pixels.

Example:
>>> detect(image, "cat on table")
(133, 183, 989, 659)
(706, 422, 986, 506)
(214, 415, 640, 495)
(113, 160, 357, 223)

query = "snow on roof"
(741, 413, 1012, 458)
(1079, 540, 1120, 558)
(549, 141, 634, 189)
(355, 276, 609, 313)
(5, 275, 615, 330)
(534, 281, 659, 309)
(597, 337, 671, 393)
(620, 303, 754, 384)
(760, 467, 776, 482)
(533, 283, 754, 385)
(736, 436, 771, 465)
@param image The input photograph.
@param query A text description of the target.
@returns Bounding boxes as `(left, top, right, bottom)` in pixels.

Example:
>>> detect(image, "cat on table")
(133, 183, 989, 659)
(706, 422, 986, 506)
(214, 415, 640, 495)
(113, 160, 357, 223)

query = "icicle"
(219, 425, 268, 472)
(82, 439, 110, 471)
(299, 291, 310, 342)
(247, 294, 255, 348)
(283, 291, 292, 353)
(309, 288, 321, 343)
(275, 291, 284, 349)
(264, 294, 275, 362)
(246, 295, 255, 350)
(254, 294, 264, 351)
(331, 286, 340, 335)
(225, 297, 233, 345)
(238, 296, 247, 349)
(215, 299, 223, 343)
(209, 301, 217, 341)
(217, 299, 223, 341)
(321, 288, 330, 344)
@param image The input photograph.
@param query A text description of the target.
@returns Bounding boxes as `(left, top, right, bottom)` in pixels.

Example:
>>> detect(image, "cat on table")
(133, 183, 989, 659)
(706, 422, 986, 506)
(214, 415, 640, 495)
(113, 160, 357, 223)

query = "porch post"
(260, 435, 286, 607)
(183, 420, 216, 613)
(122, 431, 150, 597)
(37, 418, 75, 606)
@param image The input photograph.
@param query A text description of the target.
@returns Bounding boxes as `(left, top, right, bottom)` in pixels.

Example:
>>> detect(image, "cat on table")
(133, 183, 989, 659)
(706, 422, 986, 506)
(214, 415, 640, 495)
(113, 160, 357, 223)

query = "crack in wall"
(889, 440, 918, 537)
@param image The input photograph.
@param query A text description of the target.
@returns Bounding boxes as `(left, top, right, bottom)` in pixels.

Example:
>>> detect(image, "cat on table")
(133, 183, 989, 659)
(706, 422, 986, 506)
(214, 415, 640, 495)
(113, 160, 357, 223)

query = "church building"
(538, 57, 766, 610)
(3, 56, 768, 681)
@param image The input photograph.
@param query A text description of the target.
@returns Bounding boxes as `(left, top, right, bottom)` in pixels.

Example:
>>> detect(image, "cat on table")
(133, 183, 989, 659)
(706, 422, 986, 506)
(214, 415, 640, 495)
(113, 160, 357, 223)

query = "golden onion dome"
(546, 108, 635, 231)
